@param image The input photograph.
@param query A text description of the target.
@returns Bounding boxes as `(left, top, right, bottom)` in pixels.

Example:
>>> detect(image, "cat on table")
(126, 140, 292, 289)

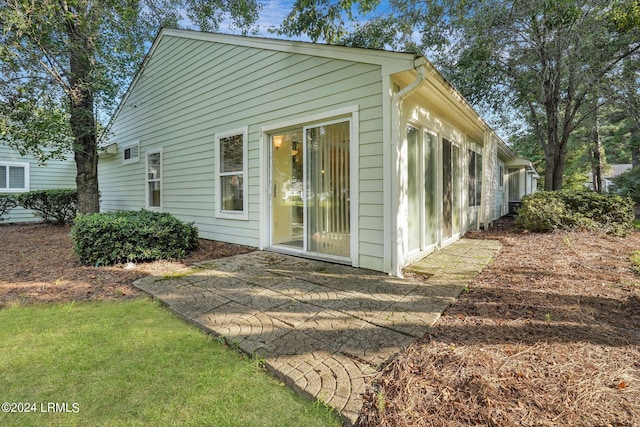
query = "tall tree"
(278, 0, 640, 191)
(0, 0, 260, 214)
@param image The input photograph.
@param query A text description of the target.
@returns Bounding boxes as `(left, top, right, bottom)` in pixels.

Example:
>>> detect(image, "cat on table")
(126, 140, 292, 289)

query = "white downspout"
(390, 59, 427, 277)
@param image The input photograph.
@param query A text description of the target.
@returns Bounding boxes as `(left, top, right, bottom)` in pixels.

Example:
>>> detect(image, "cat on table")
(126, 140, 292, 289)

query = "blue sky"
(216, 0, 396, 41)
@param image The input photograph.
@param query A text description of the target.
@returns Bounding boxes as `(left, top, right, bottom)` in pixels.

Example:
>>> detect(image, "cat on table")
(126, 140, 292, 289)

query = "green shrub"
(15, 189, 78, 225)
(612, 166, 640, 203)
(514, 192, 568, 232)
(0, 194, 18, 219)
(516, 189, 634, 236)
(71, 210, 198, 266)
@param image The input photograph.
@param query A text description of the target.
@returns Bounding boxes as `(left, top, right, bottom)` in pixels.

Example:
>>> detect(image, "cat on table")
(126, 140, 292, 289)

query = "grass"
(0, 298, 341, 427)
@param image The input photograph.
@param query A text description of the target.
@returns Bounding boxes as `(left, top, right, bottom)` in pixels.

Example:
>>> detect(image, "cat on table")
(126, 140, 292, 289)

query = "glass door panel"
(442, 138, 453, 239)
(305, 121, 350, 258)
(271, 131, 304, 250)
(407, 125, 420, 254)
(452, 144, 460, 234)
(424, 131, 438, 248)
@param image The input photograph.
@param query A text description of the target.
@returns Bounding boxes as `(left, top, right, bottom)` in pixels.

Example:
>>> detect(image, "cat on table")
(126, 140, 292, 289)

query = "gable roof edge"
(161, 28, 417, 75)
(99, 28, 167, 145)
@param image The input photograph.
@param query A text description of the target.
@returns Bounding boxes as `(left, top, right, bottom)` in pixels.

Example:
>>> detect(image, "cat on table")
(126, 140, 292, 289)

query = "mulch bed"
(2, 220, 639, 425)
(0, 222, 251, 307)
(357, 218, 640, 426)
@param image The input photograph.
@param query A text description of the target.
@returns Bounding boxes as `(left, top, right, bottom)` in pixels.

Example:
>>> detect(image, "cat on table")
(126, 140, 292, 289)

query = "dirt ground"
(2, 220, 639, 426)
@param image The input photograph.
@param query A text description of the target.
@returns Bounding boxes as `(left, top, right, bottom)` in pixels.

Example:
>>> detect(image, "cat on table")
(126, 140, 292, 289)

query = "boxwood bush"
(515, 189, 634, 236)
(15, 189, 78, 225)
(71, 210, 198, 266)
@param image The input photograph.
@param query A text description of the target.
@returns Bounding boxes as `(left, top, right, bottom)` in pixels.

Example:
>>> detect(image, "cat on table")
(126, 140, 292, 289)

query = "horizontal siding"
(100, 35, 385, 270)
(0, 145, 76, 224)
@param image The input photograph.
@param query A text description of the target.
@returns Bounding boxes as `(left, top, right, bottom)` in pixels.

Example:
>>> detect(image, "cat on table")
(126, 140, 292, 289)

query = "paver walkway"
(134, 238, 500, 425)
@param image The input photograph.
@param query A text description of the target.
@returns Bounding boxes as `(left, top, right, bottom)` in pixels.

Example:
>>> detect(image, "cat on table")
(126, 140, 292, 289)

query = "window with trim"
(468, 149, 482, 207)
(216, 127, 248, 219)
(0, 162, 29, 192)
(499, 164, 504, 187)
(146, 150, 162, 210)
(122, 142, 140, 164)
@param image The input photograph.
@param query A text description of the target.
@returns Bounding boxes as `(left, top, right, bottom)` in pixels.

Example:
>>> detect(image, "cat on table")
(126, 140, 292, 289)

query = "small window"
(499, 164, 504, 187)
(122, 142, 140, 163)
(0, 162, 29, 192)
(215, 127, 248, 219)
(146, 150, 162, 210)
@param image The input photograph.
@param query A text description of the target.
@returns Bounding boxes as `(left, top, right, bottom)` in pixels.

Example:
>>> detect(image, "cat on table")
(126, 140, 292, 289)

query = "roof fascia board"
(161, 28, 416, 75)
(406, 58, 515, 156)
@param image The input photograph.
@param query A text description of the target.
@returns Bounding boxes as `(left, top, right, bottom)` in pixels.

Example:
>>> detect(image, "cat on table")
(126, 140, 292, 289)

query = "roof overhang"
(507, 157, 539, 178)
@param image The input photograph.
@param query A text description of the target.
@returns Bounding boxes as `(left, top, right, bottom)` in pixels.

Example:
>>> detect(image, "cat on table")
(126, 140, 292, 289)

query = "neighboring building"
(99, 29, 536, 276)
(506, 158, 539, 214)
(586, 164, 632, 193)
(0, 144, 76, 223)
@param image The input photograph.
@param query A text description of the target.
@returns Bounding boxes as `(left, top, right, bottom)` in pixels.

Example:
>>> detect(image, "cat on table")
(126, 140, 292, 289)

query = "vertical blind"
(306, 121, 350, 258)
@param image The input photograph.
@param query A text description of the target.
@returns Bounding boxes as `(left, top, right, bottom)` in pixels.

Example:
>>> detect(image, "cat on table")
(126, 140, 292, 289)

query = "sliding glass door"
(407, 128, 461, 256)
(271, 120, 351, 259)
(407, 127, 438, 255)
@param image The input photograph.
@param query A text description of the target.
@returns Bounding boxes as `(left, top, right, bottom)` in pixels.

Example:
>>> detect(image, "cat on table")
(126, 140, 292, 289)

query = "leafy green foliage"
(277, 0, 640, 191)
(277, 0, 382, 43)
(613, 166, 640, 203)
(1, 1, 262, 213)
(0, 194, 18, 218)
(516, 189, 634, 236)
(15, 189, 78, 225)
(71, 210, 198, 265)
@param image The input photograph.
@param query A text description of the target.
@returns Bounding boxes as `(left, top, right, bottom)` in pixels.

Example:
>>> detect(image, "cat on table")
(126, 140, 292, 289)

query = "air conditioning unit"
(103, 144, 118, 155)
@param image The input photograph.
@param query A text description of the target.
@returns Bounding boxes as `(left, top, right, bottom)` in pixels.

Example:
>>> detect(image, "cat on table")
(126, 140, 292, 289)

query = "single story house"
(0, 144, 76, 223)
(99, 29, 536, 276)
(586, 164, 632, 193)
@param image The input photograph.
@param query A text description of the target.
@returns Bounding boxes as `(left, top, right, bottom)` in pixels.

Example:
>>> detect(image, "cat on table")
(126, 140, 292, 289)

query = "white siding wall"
(0, 144, 76, 223)
(493, 159, 507, 220)
(99, 35, 385, 270)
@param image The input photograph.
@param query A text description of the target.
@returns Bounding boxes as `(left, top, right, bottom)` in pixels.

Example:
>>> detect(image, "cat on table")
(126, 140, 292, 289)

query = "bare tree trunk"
(68, 25, 100, 214)
(592, 105, 603, 193)
(543, 125, 567, 191)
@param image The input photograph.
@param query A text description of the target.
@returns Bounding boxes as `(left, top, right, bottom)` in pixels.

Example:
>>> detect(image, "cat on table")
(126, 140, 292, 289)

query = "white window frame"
(122, 141, 140, 164)
(215, 126, 248, 220)
(0, 161, 30, 192)
(145, 148, 162, 211)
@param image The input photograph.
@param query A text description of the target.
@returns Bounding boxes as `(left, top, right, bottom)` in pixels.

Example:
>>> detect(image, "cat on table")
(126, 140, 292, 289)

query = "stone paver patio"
(134, 238, 501, 425)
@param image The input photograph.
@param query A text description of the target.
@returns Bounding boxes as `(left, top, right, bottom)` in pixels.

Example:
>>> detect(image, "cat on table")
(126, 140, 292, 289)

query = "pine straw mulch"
(3, 220, 640, 426)
(0, 222, 252, 308)
(357, 218, 640, 426)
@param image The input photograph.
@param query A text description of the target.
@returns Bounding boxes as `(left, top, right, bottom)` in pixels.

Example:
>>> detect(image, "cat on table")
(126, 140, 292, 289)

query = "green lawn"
(0, 298, 341, 427)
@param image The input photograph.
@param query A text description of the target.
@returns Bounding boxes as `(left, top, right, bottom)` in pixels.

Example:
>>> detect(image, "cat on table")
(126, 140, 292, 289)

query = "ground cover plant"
(0, 299, 341, 427)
